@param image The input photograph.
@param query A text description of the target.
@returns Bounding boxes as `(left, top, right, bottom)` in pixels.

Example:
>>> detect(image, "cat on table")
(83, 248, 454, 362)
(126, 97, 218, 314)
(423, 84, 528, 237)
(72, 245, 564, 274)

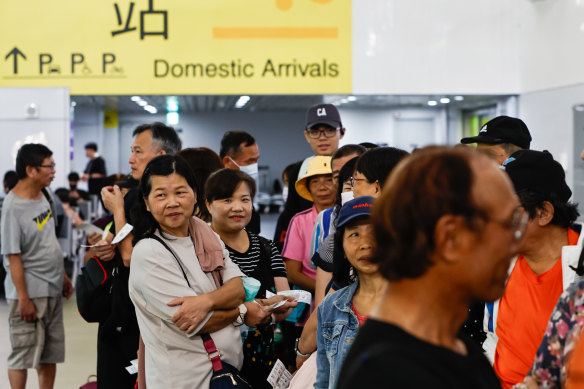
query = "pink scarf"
(188, 216, 224, 289)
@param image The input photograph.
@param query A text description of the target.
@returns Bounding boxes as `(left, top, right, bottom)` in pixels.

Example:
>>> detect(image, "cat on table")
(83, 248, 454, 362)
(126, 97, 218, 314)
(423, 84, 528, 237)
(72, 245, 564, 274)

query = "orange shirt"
(494, 229, 579, 389)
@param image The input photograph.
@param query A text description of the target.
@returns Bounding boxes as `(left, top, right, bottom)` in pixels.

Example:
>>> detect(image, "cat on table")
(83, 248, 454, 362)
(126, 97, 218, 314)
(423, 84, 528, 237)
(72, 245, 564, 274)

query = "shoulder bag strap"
(149, 234, 191, 288)
(149, 234, 224, 370)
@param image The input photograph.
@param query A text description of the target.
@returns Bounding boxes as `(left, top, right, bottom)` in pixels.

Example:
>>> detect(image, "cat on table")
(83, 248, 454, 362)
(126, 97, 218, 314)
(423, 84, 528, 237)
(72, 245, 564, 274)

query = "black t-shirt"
(85, 156, 107, 175)
(337, 319, 501, 389)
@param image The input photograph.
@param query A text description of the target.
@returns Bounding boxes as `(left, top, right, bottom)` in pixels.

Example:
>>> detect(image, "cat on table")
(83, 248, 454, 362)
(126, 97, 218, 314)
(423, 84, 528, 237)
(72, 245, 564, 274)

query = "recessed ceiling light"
(131, 96, 142, 102)
(347, 96, 357, 101)
(137, 100, 148, 107)
(144, 105, 157, 114)
(235, 96, 250, 109)
(440, 98, 450, 104)
(427, 100, 438, 106)
(454, 96, 464, 101)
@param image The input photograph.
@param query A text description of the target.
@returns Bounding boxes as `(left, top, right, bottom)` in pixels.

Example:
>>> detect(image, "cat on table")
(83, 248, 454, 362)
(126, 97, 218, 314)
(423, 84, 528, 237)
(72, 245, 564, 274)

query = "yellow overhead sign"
(0, 0, 351, 95)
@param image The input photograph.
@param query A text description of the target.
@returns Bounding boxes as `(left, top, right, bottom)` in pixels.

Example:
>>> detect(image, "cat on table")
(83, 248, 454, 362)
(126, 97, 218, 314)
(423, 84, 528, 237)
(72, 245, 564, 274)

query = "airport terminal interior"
(2, 0, 584, 388)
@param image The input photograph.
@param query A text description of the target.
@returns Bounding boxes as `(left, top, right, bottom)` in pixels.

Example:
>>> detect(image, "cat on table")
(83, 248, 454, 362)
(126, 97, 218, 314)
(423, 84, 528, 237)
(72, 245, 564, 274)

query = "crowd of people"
(1, 104, 584, 389)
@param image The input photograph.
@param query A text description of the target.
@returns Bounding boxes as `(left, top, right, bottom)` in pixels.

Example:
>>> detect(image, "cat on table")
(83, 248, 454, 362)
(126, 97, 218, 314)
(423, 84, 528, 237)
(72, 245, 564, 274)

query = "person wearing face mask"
(220, 131, 262, 235)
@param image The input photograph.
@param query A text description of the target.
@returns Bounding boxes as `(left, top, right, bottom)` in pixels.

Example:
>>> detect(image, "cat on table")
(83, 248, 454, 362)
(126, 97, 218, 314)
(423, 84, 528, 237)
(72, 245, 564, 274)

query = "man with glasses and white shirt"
(2, 144, 73, 389)
(483, 150, 583, 389)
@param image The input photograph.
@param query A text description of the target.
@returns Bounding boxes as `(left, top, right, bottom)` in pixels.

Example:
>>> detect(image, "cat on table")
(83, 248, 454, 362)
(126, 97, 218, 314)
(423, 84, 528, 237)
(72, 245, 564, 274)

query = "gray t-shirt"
(1, 191, 64, 299)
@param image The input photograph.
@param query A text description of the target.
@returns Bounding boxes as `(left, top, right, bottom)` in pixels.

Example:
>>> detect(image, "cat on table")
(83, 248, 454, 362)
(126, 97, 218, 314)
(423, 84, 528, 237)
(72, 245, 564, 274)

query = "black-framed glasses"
(305, 127, 340, 139)
(37, 163, 56, 169)
(350, 177, 369, 187)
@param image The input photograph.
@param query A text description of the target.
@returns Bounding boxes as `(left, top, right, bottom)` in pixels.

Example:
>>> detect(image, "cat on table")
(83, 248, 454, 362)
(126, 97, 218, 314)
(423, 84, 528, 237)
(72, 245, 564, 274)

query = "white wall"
(519, 0, 584, 93)
(0, 87, 70, 189)
(340, 108, 447, 151)
(352, 0, 521, 94)
(518, 84, 584, 190)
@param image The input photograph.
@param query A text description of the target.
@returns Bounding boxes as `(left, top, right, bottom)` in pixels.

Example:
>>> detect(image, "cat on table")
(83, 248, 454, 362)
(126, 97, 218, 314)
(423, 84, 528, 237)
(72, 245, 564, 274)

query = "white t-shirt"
(129, 231, 244, 389)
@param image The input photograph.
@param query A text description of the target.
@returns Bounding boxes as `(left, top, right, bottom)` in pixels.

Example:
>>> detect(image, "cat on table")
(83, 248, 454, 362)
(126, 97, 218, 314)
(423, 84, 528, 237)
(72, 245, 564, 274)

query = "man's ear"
(434, 214, 465, 264)
(157, 149, 167, 156)
(304, 130, 311, 144)
(25, 165, 37, 179)
(537, 201, 555, 227)
(222, 156, 237, 170)
(340, 127, 346, 139)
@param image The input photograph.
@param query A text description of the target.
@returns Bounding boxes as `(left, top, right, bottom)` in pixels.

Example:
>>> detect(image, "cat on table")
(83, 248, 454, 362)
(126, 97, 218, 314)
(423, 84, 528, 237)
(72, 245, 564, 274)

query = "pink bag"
(79, 375, 97, 389)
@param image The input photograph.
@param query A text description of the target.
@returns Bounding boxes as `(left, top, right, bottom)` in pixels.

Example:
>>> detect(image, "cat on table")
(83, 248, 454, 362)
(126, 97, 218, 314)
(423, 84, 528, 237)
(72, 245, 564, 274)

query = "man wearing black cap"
(461, 116, 532, 164)
(483, 150, 583, 388)
(273, 104, 346, 250)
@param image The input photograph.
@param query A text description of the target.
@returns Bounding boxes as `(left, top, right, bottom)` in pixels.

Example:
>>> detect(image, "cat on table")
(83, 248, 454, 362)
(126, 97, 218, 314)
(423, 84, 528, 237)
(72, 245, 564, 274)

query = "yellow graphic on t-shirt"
(33, 210, 52, 231)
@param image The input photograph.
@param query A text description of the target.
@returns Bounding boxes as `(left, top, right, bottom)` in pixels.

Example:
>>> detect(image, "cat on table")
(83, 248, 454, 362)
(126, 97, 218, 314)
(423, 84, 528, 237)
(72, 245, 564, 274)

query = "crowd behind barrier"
(1, 108, 584, 389)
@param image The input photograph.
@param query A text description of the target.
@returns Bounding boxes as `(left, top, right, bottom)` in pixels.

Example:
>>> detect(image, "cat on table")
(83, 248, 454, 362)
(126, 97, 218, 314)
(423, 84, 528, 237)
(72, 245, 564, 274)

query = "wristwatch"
(295, 337, 312, 358)
(233, 303, 247, 327)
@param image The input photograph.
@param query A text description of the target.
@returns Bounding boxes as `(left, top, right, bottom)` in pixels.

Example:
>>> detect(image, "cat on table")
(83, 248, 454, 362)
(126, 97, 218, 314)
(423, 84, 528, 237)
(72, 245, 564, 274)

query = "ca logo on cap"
(317, 107, 327, 117)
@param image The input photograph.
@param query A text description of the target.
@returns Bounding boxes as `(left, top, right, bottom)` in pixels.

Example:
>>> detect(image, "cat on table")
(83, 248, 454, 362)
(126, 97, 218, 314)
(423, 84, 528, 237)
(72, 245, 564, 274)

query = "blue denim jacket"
(315, 279, 360, 389)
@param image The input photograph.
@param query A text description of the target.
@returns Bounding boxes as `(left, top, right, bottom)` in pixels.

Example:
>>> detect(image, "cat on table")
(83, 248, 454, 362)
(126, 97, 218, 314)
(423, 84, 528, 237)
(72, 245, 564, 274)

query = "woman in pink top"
(282, 156, 336, 293)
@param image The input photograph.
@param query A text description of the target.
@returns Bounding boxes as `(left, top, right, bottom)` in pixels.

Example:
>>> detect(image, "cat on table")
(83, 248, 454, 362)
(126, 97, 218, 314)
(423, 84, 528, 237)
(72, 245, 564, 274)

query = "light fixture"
(235, 96, 250, 109)
(166, 111, 179, 124)
(131, 96, 142, 102)
(144, 105, 158, 114)
(166, 96, 179, 112)
(347, 96, 357, 101)
(440, 98, 450, 104)
(341, 99, 349, 104)
(427, 100, 438, 106)
(454, 96, 464, 101)
(137, 100, 148, 107)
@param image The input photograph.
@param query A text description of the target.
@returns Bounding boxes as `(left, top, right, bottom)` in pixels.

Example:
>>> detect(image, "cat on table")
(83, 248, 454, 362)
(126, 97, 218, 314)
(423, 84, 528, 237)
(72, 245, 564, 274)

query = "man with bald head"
(338, 146, 524, 388)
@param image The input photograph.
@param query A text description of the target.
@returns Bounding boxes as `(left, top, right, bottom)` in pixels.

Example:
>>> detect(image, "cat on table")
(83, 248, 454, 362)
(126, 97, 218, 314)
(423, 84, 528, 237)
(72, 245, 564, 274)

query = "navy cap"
(337, 196, 375, 228)
(460, 116, 532, 149)
(503, 149, 572, 202)
(305, 104, 342, 129)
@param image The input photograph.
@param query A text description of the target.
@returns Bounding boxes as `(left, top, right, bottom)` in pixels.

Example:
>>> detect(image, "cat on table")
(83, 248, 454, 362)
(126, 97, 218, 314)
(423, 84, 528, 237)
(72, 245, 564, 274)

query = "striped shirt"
(225, 231, 287, 293)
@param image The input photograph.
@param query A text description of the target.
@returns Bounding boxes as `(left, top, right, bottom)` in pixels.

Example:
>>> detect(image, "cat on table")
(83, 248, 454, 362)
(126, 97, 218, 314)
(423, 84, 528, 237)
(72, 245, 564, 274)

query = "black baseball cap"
(305, 104, 342, 129)
(460, 116, 532, 149)
(503, 149, 572, 202)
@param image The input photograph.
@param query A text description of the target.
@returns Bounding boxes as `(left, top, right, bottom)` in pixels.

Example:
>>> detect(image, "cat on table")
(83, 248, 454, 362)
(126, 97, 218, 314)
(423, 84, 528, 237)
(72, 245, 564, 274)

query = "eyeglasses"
(484, 206, 528, 241)
(305, 127, 340, 139)
(350, 177, 370, 187)
(38, 163, 56, 170)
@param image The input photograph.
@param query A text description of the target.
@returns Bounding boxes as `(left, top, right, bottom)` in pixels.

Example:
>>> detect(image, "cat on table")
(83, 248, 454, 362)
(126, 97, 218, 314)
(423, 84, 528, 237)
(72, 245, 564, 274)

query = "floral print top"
(528, 279, 584, 388)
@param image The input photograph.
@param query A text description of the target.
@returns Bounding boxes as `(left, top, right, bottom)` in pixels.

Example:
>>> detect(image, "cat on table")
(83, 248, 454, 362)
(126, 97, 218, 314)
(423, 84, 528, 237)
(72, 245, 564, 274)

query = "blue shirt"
(315, 279, 360, 389)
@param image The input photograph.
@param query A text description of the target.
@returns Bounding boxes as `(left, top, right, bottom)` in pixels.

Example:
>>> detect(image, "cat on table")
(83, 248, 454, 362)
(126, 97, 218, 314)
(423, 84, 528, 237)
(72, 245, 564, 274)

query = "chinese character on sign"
(111, 0, 168, 40)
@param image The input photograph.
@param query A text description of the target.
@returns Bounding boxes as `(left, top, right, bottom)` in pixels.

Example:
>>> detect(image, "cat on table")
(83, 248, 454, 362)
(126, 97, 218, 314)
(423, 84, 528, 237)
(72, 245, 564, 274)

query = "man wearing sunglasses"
(483, 150, 583, 389)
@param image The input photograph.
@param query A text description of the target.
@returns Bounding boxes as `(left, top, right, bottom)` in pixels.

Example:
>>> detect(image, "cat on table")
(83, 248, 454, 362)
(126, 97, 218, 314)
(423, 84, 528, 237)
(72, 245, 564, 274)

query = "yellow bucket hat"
(295, 156, 333, 202)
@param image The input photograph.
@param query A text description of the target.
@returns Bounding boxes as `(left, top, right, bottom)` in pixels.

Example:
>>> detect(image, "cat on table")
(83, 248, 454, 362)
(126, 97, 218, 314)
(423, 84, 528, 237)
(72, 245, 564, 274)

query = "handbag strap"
(149, 234, 225, 372)
(201, 333, 223, 372)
